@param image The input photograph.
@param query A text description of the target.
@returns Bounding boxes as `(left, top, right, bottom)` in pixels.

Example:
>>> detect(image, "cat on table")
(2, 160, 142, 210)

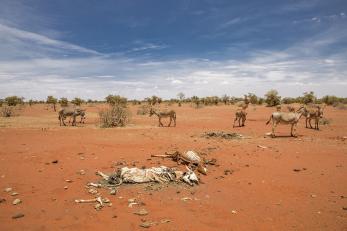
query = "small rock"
(342, 207, 347, 210)
(64, 186, 68, 190)
(140, 221, 153, 228)
(12, 213, 25, 219)
(65, 180, 72, 183)
(293, 169, 301, 172)
(109, 189, 117, 195)
(134, 208, 149, 216)
(257, 145, 268, 149)
(112, 215, 118, 218)
(160, 219, 171, 223)
(231, 210, 238, 214)
(4, 187, 12, 192)
(0, 198, 6, 203)
(181, 197, 192, 201)
(12, 198, 22, 205)
(52, 160, 58, 164)
(78, 170, 86, 175)
(311, 194, 317, 198)
(80, 157, 85, 160)
(11, 192, 19, 196)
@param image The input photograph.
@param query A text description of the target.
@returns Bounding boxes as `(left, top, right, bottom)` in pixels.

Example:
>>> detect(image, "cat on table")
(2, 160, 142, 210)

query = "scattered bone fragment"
(12, 198, 21, 205)
(88, 188, 98, 195)
(134, 208, 149, 216)
(257, 145, 268, 149)
(12, 213, 25, 219)
(87, 183, 102, 188)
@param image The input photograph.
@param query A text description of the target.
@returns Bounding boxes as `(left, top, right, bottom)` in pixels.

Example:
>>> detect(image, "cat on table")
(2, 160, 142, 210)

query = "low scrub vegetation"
(1, 106, 16, 117)
(137, 105, 151, 115)
(99, 105, 131, 127)
(5, 96, 24, 106)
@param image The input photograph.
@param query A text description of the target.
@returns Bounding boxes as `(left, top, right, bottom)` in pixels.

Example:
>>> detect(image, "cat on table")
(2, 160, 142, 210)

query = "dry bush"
(1, 106, 16, 117)
(319, 118, 331, 125)
(333, 102, 347, 110)
(137, 105, 151, 115)
(99, 105, 131, 127)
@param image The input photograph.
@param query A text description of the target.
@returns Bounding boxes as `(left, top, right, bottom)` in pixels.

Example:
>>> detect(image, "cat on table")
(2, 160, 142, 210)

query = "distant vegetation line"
(1, 90, 347, 108)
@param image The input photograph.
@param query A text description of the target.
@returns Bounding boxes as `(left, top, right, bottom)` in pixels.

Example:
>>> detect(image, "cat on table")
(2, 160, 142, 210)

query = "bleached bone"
(182, 166, 199, 186)
(87, 182, 102, 188)
(75, 196, 109, 206)
(75, 197, 99, 204)
(151, 154, 172, 158)
(96, 171, 110, 181)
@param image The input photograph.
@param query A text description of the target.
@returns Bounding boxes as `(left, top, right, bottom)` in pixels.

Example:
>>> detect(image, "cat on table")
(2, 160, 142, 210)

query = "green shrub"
(5, 96, 24, 106)
(106, 95, 127, 106)
(264, 89, 281, 107)
(46, 96, 57, 111)
(59, 97, 69, 107)
(71, 97, 84, 106)
(321, 95, 339, 105)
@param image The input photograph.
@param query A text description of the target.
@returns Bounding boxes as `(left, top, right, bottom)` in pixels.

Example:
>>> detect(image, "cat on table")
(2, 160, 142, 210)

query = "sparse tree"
(5, 96, 24, 106)
(59, 98, 69, 107)
(282, 97, 296, 104)
(177, 92, 185, 107)
(71, 97, 84, 106)
(301, 91, 316, 105)
(46, 96, 58, 111)
(248, 93, 258, 104)
(265, 89, 281, 107)
(321, 95, 339, 105)
(221, 94, 230, 105)
(191, 96, 201, 108)
(106, 94, 127, 107)
(28, 99, 34, 106)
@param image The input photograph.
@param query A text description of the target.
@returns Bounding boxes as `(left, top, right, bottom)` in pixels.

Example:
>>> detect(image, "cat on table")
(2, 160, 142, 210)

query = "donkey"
(58, 107, 85, 126)
(266, 106, 305, 137)
(149, 108, 176, 127)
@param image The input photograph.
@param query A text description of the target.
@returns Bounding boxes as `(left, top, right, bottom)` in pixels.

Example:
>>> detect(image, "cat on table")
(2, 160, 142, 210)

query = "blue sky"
(0, 0, 346, 100)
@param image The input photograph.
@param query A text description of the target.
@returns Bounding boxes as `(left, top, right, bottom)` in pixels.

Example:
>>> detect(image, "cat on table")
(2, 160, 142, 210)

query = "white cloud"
(0, 14, 347, 99)
(0, 23, 101, 59)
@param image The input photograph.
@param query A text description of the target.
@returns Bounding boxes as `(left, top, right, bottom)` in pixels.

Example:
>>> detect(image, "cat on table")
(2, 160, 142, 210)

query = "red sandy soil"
(0, 104, 346, 231)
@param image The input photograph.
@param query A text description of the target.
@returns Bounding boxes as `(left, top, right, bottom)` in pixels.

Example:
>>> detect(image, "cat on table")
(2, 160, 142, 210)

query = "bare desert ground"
(0, 104, 346, 231)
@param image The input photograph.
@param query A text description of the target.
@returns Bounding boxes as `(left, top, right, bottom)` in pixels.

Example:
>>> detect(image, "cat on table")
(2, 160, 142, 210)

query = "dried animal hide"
(96, 166, 199, 186)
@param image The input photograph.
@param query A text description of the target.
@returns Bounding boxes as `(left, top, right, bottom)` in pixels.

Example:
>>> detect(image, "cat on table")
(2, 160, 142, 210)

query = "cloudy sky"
(0, 0, 346, 100)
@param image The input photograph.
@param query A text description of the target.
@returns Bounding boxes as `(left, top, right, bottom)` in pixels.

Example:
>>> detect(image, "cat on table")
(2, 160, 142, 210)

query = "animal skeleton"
(151, 150, 207, 175)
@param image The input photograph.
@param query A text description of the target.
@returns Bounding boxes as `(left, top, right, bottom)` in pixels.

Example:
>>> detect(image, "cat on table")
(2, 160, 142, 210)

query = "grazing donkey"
(149, 108, 176, 127)
(233, 109, 247, 127)
(68, 109, 86, 124)
(302, 105, 324, 130)
(266, 106, 305, 137)
(58, 107, 86, 126)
